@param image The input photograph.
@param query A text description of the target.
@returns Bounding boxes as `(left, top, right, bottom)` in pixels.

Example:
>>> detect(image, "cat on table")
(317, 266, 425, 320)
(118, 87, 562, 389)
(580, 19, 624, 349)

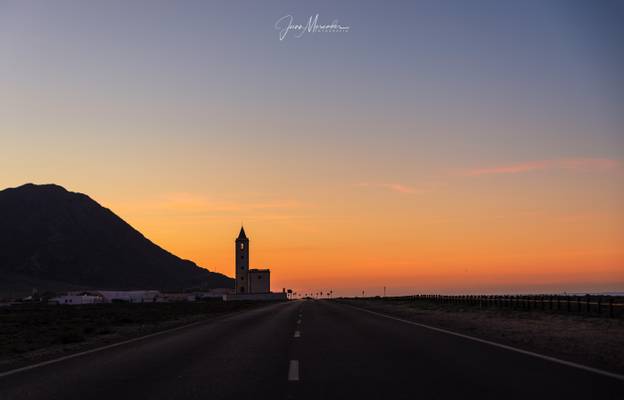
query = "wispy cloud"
(353, 182, 421, 194)
(462, 158, 619, 177)
(115, 192, 311, 216)
(157, 193, 310, 212)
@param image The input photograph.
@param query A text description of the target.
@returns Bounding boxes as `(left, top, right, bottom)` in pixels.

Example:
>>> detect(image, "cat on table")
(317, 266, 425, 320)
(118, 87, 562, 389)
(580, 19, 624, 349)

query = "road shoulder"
(337, 298, 624, 375)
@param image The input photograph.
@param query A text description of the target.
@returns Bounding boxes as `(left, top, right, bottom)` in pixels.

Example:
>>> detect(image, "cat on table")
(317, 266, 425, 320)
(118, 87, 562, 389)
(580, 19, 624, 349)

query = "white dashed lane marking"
(289, 309, 302, 382)
(288, 360, 299, 381)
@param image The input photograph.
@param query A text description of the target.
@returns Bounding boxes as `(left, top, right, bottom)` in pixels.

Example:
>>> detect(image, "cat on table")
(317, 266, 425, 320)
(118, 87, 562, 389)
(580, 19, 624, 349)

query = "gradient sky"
(1, 0, 623, 296)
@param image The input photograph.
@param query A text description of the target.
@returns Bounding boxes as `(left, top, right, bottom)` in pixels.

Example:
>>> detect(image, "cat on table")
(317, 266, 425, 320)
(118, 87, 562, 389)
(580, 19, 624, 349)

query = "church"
(235, 226, 271, 294)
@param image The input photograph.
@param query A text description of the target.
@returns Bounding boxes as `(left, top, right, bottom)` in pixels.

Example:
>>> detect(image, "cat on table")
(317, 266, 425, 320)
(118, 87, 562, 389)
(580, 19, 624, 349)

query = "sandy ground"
(0, 301, 266, 372)
(0, 314, 208, 372)
(341, 298, 624, 374)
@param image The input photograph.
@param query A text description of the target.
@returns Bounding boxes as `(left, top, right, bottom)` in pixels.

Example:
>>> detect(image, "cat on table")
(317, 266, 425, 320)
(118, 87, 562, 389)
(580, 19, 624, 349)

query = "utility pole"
(384, 286, 386, 297)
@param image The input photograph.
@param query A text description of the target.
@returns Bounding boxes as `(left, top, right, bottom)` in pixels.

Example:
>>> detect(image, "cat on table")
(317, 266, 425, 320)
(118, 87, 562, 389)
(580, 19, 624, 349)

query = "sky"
(1, 0, 623, 296)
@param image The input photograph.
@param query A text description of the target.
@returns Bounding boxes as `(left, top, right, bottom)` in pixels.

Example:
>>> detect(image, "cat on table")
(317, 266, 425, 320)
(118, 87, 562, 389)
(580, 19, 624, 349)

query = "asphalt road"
(1, 300, 623, 399)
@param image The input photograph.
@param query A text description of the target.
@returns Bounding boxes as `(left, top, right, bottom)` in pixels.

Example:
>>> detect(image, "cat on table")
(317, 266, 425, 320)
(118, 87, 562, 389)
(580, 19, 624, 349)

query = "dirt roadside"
(339, 298, 624, 375)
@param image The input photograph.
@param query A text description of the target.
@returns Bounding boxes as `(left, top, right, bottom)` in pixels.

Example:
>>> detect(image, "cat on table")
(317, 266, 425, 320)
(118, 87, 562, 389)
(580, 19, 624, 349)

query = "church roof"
(237, 226, 248, 240)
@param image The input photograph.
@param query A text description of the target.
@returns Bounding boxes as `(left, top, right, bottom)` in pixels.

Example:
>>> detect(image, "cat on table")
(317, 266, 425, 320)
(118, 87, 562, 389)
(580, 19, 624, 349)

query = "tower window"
(240, 243, 245, 250)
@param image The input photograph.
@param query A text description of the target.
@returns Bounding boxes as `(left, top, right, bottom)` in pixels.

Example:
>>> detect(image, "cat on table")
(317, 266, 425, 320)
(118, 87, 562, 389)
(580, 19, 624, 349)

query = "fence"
(381, 294, 624, 318)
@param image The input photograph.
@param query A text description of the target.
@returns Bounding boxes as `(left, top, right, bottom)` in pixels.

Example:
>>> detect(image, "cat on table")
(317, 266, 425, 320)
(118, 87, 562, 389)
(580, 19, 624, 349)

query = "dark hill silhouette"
(0, 183, 233, 294)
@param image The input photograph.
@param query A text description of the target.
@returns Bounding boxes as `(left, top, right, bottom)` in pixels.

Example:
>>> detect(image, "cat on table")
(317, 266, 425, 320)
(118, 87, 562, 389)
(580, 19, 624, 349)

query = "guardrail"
(382, 294, 624, 318)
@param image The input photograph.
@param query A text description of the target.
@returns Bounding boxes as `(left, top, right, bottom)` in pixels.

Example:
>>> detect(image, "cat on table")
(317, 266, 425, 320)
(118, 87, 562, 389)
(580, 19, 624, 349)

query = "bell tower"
(235, 226, 249, 293)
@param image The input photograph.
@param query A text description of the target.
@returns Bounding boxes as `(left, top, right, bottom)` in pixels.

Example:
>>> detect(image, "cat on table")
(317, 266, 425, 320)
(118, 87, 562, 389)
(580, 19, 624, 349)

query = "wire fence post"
(577, 296, 581, 313)
(597, 296, 602, 315)
(609, 298, 613, 318)
(567, 296, 570, 312)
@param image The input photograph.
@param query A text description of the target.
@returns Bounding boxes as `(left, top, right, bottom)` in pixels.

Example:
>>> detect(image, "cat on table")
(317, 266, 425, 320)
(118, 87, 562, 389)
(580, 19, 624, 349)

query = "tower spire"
(237, 225, 247, 240)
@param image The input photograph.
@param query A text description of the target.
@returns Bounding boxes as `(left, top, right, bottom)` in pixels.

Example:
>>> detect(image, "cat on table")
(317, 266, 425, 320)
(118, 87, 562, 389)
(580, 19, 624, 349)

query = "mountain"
(0, 183, 233, 295)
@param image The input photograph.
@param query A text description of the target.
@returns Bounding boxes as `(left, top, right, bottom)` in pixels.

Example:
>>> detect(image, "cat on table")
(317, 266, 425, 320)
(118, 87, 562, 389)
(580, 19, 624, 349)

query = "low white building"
(96, 290, 161, 303)
(194, 288, 235, 299)
(49, 293, 104, 305)
(223, 292, 287, 301)
(157, 293, 195, 302)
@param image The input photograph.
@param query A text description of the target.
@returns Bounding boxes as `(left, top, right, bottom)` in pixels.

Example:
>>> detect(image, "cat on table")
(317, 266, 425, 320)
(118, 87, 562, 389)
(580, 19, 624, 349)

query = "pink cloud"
(463, 158, 620, 177)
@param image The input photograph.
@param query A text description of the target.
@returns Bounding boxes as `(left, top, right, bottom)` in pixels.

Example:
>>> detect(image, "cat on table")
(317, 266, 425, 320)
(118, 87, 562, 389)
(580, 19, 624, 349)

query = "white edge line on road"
(0, 302, 291, 379)
(0, 319, 204, 379)
(346, 303, 624, 382)
(288, 360, 299, 381)
(294, 330, 301, 338)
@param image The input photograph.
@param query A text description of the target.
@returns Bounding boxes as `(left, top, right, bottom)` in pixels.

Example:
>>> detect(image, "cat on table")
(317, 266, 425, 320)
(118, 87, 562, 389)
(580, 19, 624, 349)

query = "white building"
(236, 226, 273, 294)
(49, 293, 104, 305)
(231, 226, 286, 301)
(157, 293, 196, 302)
(248, 269, 270, 293)
(194, 288, 235, 299)
(96, 290, 160, 303)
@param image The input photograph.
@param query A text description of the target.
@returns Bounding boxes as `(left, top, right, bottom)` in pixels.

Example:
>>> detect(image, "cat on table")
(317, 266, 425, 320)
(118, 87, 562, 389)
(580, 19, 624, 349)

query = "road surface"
(1, 300, 622, 399)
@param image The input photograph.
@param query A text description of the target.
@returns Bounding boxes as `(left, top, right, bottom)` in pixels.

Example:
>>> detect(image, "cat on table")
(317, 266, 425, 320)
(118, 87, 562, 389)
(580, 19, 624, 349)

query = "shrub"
(59, 331, 85, 344)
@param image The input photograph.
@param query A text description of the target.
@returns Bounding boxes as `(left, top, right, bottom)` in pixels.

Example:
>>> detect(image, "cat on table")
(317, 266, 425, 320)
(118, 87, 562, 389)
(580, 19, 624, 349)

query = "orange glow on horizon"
(95, 165, 624, 297)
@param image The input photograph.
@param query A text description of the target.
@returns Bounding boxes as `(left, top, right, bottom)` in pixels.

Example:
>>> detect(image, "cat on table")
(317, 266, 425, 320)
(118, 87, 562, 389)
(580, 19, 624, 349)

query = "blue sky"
(1, 0, 623, 294)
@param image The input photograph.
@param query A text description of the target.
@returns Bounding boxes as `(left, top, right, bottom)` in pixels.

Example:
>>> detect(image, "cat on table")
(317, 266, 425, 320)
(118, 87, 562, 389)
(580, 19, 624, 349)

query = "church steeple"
(235, 226, 249, 294)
